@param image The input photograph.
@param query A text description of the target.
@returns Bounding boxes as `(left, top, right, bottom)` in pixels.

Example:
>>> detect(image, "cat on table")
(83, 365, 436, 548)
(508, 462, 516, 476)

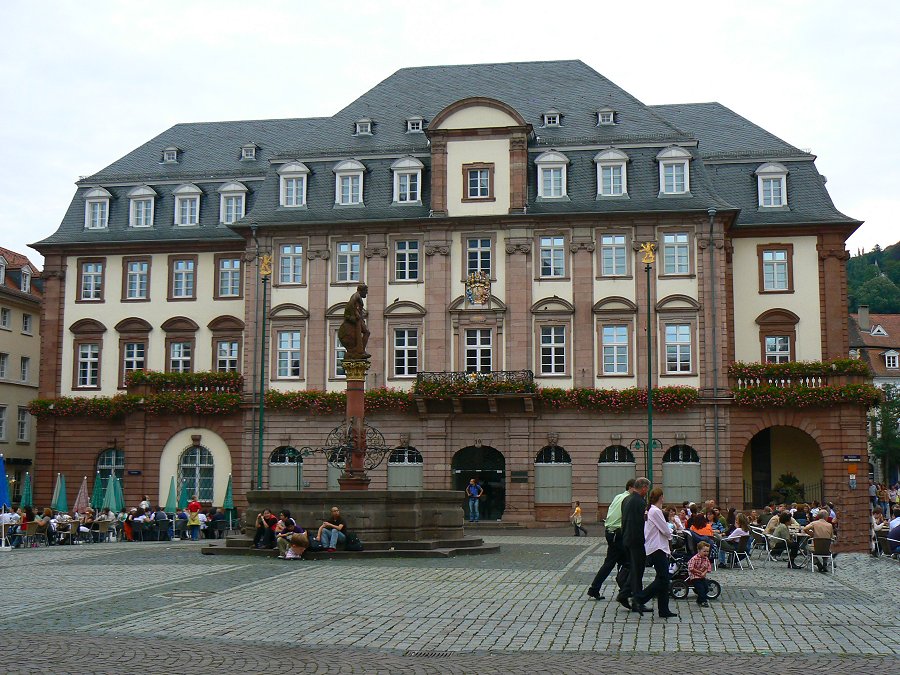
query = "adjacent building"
(31, 61, 871, 549)
(0, 247, 41, 498)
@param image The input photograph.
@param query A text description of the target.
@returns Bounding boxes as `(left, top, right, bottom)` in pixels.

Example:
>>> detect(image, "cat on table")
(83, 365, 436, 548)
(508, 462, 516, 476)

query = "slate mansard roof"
(35, 60, 860, 249)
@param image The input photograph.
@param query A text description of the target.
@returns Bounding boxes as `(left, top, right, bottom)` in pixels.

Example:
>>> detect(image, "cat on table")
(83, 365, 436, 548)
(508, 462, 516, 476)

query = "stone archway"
(452, 445, 505, 520)
(742, 426, 823, 507)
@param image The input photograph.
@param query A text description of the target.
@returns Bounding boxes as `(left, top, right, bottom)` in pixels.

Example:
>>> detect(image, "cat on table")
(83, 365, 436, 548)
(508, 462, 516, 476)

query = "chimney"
(858, 305, 870, 331)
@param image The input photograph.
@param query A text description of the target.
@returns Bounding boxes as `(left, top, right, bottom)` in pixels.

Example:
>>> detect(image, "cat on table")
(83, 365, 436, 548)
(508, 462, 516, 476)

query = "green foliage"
(28, 391, 242, 418)
(869, 384, 900, 479)
(853, 275, 900, 313)
(124, 370, 243, 392)
(537, 386, 699, 413)
(264, 388, 414, 415)
(728, 358, 871, 380)
(770, 472, 805, 504)
(847, 240, 900, 312)
(733, 383, 882, 409)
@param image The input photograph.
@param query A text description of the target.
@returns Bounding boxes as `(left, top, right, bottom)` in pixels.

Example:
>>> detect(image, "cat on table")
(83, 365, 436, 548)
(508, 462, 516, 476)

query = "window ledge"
(536, 373, 570, 379)
(662, 371, 698, 377)
(595, 194, 630, 201)
(534, 276, 570, 282)
(657, 191, 693, 198)
(535, 196, 571, 203)
(333, 203, 365, 209)
(758, 205, 791, 212)
(389, 279, 423, 285)
(760, 289, 795, 295)
(596, 274, 634, 281)
(658, 274, 696, 280)
(391, 201, 423, 207)
(278, 205, 308, 211)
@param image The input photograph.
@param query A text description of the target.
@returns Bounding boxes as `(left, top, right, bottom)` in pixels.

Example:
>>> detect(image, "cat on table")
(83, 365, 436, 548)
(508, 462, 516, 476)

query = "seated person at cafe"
(253, 509, 279, 549)
(152, 506, 170, 540)
(770, 512, 804, 568)
(317, 506, 349, 552)
(890, 507, 900, 531)
(284, 532, 309, 560)
(803, 510, 835, 572)
(35, 508, 53, 545)
(10, 506, 33, 548)
(765, 509, 798, 534)
(718, 513, 750, 565)
(888, 521, 900, 555)
(872, 507, 888, 532)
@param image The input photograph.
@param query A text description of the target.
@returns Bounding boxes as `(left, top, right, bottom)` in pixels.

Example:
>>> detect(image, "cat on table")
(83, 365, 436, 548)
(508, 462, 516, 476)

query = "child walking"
(687, 540, 713, 607)
(571, 501, 588, 537)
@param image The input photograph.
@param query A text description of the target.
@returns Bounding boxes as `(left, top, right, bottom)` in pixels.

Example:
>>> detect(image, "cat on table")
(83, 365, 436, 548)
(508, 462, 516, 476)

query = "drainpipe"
(249, 223, 260, 489)
(708, 207, 721, 504)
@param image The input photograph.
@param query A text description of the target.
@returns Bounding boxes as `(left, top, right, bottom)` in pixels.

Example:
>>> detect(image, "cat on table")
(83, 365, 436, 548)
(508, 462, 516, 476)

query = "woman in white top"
(636, 488, 677, 618)
(718, 513, 751, 566)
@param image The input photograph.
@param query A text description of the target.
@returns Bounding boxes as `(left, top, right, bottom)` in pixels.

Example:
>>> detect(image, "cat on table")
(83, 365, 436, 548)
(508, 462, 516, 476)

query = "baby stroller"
(668, 532, 721, 600)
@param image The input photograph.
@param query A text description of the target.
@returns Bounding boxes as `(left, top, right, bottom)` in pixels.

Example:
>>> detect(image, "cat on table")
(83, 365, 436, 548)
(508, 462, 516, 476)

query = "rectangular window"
(397, 172, 420, 202)
(282, 176, 306, 207)
(601, 165, 624, 196)
(171, 258, 196, 299)
(465, 165, 493, 200)
(540, 167, 564, 198)
(77, 343, 100, 387)
(87, 201, 108, 229)
(393, 328, 418, 377)
(600, 235, 627, 276)
(764, 336, 791, 364)
(336, 242, 361, 282)
(0, 353, 7, 378)
(131, 199, 153, 227)
(217, 257, 241, 297)
(0, 406, 5, 440)
(216, 340, 239, 373)
(22, 313, 32, 334)
(334, 332, 346, 378)
(539, 236, 565, 278)
(465, 328, 492, 373)
(276, 331, 302, 378)
(17, 407, 28, 442)
(80, 261, 104, 300)
(602, 325, 629, 374)
(761, 177, 784, 207)
(663, 233, 690, 275)
(20, 356, 29, 382)
(222, 195, 244, 224)
(466, 238, 491, 276)
(887, 353, 899, 370)
(279, 244, 304, 284)
(122, 342, 145, 382)
(176, 197, 199, 225)
(169, 342, 192, 373)
(762, 249, 789, 291)
(539, 326, 565, 375)
(339, 175, 361, 205)
(663, 163, 686, 193)
(0, 308, 9, 328)
(394, 240, 419, 281)
(125, 259, 149, 300)
(665, 324, 692, 373)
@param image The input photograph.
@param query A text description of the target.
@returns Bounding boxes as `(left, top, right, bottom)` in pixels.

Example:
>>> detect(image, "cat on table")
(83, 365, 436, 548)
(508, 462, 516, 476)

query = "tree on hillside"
(853, 275, 900, 313)
(870, 385, 900, 483)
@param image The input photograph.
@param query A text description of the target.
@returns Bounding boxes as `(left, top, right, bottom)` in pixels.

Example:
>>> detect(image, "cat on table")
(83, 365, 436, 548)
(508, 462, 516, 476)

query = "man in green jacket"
(586, 478, 635, 600)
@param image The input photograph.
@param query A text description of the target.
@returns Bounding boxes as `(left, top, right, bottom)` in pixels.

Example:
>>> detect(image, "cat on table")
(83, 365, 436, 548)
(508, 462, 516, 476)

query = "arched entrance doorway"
(452, 445, 505, 520)
(743, 426, 823, 507)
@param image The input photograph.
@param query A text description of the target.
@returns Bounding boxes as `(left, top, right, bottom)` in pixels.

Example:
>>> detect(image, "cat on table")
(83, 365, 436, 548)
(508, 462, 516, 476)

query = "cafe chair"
(722, 535, 753, 570)
(808, 537, 835, 574)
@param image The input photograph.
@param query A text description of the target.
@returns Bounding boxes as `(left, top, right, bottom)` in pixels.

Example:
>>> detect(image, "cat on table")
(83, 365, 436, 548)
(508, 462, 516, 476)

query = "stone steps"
(202, 535, 500, 559)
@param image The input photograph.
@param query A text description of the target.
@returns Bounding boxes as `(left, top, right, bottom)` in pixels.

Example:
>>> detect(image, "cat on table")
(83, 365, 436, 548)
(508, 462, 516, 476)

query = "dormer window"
(218, 181, 248, 224)
(391, 157, 424, 204)
(278, 161, 310, 207)
(871, 324, 888, 337)
(534, 150, 569, 199)
(333, 159, 366, 206)
(755, 162, 788, 208)
(127, 185, 156, 228)
(21, 266, 32, 293)
(0, 257, 6, 282)
(173, 183, 202, 226)
(355, 119, 372, 136)
(594, 148, 629, 197)
(241, 144, 258, 161)
(83, 187, 112, 229)
(162, 146, 179, 163)
(406, 117, 424, 133)
(597, 108, 616, 125)
(656, 146, 692, 195)
(542, 109, 561, 127)
(886, 350, 899, 369)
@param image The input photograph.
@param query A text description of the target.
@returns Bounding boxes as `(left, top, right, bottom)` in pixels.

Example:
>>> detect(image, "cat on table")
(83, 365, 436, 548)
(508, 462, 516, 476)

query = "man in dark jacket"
(616, 476, 651, 613)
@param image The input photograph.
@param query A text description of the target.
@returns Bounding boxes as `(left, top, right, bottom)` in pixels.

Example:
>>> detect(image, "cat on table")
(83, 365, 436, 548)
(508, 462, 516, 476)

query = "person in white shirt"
(889, 507, 900, 531)
(635, 488, 677, 619)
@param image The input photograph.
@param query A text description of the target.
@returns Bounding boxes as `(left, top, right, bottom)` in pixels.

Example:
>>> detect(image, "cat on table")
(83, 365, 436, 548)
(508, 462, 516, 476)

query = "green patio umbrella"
(50, 473, 68, 513)
(114, 476, 125, 511)
(177, 479, 189, 510)
(101, 474, 124, 513)
(90, 472, 105, 510)
(164, 476, 177, 514)
(223, 474, 237, 531)
(19, 472, 33, 508)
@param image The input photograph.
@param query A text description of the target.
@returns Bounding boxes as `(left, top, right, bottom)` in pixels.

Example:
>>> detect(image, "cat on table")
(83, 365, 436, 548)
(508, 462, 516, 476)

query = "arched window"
(179, 446, 214, 502)
(389, 447, 423, 464)
(269, 446, 303, 465)
(97, 448, 125, 489)
(535, 445, 572, 464)
(663, 445, 700, 463)
(599, 445, 635, 463)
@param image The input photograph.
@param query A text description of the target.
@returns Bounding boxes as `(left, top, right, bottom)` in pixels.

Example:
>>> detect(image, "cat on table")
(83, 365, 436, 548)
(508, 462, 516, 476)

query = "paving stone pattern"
(0, 535, 897, 674)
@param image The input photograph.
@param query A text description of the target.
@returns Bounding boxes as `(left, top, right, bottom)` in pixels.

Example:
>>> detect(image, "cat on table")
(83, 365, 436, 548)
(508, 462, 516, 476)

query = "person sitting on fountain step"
(275, 510, 304, 557)
(283, 532, 309, 560)
(317, 506, 348, 552)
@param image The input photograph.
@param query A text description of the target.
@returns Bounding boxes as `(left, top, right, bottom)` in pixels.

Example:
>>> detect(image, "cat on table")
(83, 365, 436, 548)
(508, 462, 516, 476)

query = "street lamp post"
(256, 253, 272, 490)
(640, 242, 656, 484)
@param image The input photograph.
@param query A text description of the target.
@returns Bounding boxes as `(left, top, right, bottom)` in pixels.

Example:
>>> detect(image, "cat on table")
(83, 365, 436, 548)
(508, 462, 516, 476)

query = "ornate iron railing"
(414, 370, 536, 395)
(733, 376, 828, 389)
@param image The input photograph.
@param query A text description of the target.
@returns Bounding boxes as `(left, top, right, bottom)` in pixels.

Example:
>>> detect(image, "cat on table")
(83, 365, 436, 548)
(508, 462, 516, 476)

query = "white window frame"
(542, 110, 561, 127)
(394, 240, 419, 282)
(762, 249, 789, 291)
(465, 328, 492, 373)
(662, 233, 691, 275)
(241, 144, 257, 161)
(218, 182, 248, 225)
(123, 342, 145, 380)
(665, 323, 692, 374)
(600, 234, 628, 276)
(22, 313, 32, 334)
(765, 336, 791, 364)
(0, 406, 5, 440)
(20, 356, 29, 382)
(393, 328, 419, 377)
(539, 236, 565, 278)
(335, 242, 361, 282)
(886, 351, 899, 370)
(466, 237, 492, 276)
(17, 407, 29, 442)
(172, 259, 195, 298)
(169, 341, 192, 373)
(334, 331, 347, 379)
(0, 258, 5, 282)
(162, 146, 179, 163)
(657, 146, 691, 195)
(80, 261, 104, 301)
(539, 325, 566, 375)
(125, 260, 149, 300)
(466, 167, 491, 199)
(173, 184, 202, 226)
(279, 243, 304, 284)
(755, 162, 789, 208)
(77, 343, 100, 388)
(355, 119, 372, 135)
(333, 160, 365, 206)
(0, 352, 7, 378)
(0, 307, 9, 329)
(83, 187, 112, 230)
(594, 149, 629, 197)
(597, 109, 616, 125)
(216, 340, 240, 372)
(278, 162, 310, 207)
(535, 151, 569, 199)
(127, 185, 156, 228)
(21, 267, 31, 293)
(406, 118, 424, 133)
(276, 330, 303, 379)
(391, 157, 424, 204)
(602, 325, 629, 374)
(217, 257, 241, 297)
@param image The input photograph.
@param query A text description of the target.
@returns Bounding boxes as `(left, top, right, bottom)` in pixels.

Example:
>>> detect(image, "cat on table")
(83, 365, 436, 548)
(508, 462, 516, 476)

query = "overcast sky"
(1, 0, 897, 268)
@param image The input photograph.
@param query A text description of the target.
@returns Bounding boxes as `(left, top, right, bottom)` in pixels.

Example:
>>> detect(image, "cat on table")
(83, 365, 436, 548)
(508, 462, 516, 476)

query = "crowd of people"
(251, 505, 350, 559)
(584, 479, 843, 618)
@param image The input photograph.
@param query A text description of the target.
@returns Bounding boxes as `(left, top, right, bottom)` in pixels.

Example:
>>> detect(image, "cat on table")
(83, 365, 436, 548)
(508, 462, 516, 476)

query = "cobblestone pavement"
(1, 534, 897, 674)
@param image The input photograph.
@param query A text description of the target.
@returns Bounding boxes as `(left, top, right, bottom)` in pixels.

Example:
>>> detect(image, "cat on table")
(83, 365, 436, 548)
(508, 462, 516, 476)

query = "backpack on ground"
(344, 534, 363, 551)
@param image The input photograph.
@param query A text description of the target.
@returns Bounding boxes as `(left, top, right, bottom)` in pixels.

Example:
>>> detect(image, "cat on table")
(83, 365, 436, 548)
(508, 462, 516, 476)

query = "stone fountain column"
(338, 359, 371, 491)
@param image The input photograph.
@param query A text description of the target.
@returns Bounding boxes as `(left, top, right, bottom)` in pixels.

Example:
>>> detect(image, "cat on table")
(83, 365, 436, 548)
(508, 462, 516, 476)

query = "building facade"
(0, 247, 41, 498)
(32, 61, 871, 549)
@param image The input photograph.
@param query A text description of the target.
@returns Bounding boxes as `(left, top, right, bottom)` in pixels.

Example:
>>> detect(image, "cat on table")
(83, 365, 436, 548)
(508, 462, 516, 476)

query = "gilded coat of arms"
(465, 271, 491, 305)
